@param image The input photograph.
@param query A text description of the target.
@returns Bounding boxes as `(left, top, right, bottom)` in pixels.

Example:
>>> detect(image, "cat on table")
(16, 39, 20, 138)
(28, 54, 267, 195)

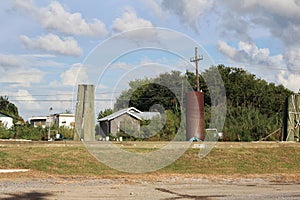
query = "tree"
(114, 71, 184, 113)
(97, 108, 113, 120)
(197, 65, 292, 141)
(111, 71, 187, 141)
(110, 65, 292, 141)
(0, 96, 20, 122)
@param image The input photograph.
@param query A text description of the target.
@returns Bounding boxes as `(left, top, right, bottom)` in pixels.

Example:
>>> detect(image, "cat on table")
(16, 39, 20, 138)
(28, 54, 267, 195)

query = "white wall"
(0, 116, 13, 129)
(57, 115, 75, 128)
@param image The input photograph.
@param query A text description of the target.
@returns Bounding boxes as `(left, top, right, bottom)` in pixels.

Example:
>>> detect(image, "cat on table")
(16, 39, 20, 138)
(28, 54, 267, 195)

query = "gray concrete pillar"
(74, 84, 95, 141)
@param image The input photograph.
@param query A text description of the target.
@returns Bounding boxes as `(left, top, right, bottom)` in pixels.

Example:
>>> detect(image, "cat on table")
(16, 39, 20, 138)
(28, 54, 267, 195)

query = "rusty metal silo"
(186, 91, 205, 141)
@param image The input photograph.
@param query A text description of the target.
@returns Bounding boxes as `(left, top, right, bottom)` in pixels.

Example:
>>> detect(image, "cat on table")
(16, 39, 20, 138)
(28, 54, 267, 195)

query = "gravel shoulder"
(1, 173, 300, 199)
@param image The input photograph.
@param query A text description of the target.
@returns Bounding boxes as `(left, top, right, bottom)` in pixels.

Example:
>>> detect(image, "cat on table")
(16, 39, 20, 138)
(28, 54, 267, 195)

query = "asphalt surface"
(0, 176, 300, 199)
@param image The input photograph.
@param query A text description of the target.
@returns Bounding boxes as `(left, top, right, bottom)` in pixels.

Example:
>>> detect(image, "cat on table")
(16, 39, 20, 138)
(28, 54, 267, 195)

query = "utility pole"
(190, 47, 203, 92)
(47, 107, 53, 140)
(181, 79, 184, 111)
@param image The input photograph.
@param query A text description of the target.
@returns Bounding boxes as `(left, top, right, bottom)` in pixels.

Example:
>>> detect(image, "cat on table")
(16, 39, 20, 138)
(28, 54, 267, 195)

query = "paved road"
(1, 177, 300, 199)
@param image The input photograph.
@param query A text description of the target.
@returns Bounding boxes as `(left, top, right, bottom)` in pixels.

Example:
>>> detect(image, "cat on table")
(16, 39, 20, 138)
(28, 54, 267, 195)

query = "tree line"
(106, 65, 292, 141)
(1, 65, 292, 141)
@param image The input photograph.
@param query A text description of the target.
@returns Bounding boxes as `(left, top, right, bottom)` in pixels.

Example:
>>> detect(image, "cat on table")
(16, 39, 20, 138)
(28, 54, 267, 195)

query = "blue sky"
(1, 0, 300, 120)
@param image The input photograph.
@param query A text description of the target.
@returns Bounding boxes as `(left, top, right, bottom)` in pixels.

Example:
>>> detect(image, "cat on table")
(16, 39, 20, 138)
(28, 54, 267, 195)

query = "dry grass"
(0, 141, 300, 179)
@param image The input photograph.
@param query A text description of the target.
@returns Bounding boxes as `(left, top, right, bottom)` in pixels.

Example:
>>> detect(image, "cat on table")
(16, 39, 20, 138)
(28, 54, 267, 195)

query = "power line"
(215, 60, 300, 71)
(0, 91, 124, 98)
(9, 96, 181, 102)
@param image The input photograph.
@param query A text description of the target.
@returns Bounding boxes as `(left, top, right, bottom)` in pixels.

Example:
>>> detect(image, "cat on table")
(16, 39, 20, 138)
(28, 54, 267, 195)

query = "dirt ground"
(1, 141, 300, 199)
(0, 173, 300, 199)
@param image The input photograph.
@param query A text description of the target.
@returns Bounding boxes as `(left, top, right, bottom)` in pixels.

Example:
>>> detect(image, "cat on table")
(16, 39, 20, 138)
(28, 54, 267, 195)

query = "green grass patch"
(162, 147, 300, 175)
(0, 143, 299, 176)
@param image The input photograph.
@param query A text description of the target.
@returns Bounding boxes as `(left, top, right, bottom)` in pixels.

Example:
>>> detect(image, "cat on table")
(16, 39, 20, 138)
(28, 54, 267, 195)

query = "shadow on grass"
(156, 188, 226, 200)
(3, 191, 54, 200)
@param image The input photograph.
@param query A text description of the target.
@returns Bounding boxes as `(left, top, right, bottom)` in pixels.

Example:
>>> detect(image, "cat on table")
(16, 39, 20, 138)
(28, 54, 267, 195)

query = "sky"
(1, 0, 300, 120)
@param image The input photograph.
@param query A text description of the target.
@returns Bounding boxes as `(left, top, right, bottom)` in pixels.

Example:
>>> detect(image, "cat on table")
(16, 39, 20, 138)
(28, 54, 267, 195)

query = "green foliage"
(0, 123, 74, 141)
(200, 65, 292, 141)
(50, 125, 74, 139)
(222, 106, 281, 141)
(0, 126, 14, 139)
(145, 110, 181, 141)
(116, 116, 165, 141)
(110, 65, 292, 141)
(115, 111, 184, 141)
(140, 116, 165, 139)
(112, 71, 185, 141)
(128, 83, 180, 113)
(215, 65, 292, 114)
(11, 124, 46, 140)
(0, 124, 45, 140)
(0, 95, 74, 140)
(97, 108, 113, 120)
(114, 71, 184, 113)
(0, 96, 20, 122)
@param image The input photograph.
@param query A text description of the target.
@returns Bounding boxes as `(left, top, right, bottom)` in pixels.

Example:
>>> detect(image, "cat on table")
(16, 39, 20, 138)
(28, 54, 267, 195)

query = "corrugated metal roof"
(98, 107, 160, 122)
(98, 107, 142, 122)
(136, 112, 160, 120)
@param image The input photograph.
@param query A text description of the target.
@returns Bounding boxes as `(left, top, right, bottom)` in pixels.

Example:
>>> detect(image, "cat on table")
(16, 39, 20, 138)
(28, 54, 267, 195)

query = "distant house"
(52, 113, 75, 128)
(28, 116, 48, 128)
(28, 113, 75, 129)
(0, 112, 13, 129)
(98, 107, 160, 136)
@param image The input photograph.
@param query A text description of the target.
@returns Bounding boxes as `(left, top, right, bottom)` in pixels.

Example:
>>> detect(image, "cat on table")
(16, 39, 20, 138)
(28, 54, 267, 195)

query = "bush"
(50, 125, 74, 139)
(0, 126, 14, 139)
(14, 124, 46, 140)
(0, 123, 74, 141)
(222, 106, 281, 141)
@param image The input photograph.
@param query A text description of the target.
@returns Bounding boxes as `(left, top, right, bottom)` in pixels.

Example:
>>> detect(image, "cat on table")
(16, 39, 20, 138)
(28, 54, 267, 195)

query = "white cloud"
(12, 0, 108, 37)
(218, 40, 284, 67)
(278, 70, 300, 92)
(0, 67, 44, 87)
(230, 0, 300, 20)
(0, 53, 64, 70)
(220, 0, 300, 45)
(162, 0, 213, 31)
(218, 12, 252, 42)
(0, 54, 22, 68)
(109, 62, 132, 70)
(219, 1, 300, 75)
(217, 41, 237, 60)
(7, 89, 42, 120)
(111, 7, 154, 33)
(144, 0, 167, 20)
(60, 63, 88, 86)
(284, 47, 300, 72)
(20, 34, 82, 57)
(12, 89, 38, 104)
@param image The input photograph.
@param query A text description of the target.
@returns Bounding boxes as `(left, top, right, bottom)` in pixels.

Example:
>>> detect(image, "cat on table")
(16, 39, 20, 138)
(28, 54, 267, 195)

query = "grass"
(163, 147, 300, 175)
(0, 142, 300, 177)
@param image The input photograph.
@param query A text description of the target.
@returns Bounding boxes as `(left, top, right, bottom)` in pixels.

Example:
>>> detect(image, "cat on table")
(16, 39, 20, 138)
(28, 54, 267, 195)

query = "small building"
(28, 116, 48, 128)
(98, 107, 160, 136)
(28, 113, 75, 129)
(52, 113, 75, 128)
(0, 112, 13, 129)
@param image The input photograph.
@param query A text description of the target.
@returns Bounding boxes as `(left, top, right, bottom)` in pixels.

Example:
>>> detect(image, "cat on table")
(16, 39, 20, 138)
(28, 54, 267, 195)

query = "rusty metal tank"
(186, 91, 205, 141)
